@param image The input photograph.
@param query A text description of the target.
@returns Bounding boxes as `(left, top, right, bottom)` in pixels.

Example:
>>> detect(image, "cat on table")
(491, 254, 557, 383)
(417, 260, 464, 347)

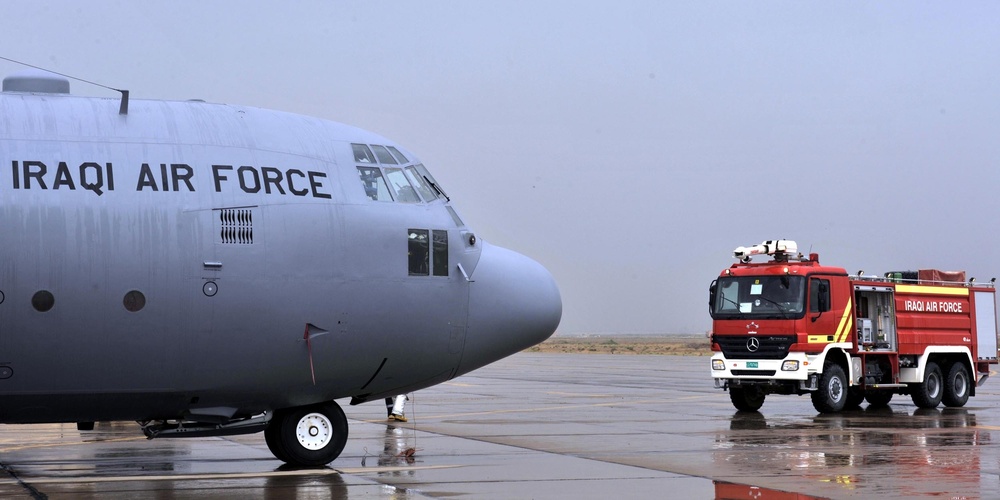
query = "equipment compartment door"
(855, 287, 897, 351)
(974, 291, 998, 360)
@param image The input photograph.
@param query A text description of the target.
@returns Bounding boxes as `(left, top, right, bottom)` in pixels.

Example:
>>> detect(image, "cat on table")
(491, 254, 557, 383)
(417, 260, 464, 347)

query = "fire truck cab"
(709, 240, 999, 413)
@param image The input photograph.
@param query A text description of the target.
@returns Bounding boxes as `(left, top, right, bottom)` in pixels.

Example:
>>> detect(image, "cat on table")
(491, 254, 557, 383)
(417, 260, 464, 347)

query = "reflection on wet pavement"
(0, 355, 998, 499)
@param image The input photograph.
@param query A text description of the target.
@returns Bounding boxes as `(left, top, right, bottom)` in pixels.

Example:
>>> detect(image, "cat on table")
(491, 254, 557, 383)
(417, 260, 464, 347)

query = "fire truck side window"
(810, 278, 831, 313)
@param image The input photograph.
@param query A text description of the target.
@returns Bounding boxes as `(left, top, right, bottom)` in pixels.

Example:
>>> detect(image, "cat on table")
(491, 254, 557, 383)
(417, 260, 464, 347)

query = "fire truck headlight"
(782, 360, 800, 371)
(712, 359, 726, 370)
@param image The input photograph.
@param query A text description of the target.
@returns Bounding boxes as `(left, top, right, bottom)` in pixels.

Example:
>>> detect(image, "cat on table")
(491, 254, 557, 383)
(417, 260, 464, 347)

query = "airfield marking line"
(0, 465, 463, 486)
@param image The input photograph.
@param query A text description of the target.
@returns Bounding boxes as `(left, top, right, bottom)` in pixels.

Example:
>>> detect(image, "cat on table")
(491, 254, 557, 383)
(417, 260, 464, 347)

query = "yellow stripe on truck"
(835, 299, 853, 343)
(808, 335, 835, 343)
(895, 284, 969, 296)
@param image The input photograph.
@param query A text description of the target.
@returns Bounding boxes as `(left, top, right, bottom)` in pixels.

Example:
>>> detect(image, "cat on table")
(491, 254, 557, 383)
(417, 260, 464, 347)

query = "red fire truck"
(709, 240, 999, 413)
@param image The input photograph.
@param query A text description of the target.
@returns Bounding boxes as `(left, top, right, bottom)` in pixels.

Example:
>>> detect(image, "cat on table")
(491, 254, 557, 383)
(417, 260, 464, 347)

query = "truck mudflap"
(711, 343, 854, 392)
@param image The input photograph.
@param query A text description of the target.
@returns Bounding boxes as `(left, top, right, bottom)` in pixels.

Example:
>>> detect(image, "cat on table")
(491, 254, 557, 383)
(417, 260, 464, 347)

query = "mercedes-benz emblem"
(746, 337, 760, 352)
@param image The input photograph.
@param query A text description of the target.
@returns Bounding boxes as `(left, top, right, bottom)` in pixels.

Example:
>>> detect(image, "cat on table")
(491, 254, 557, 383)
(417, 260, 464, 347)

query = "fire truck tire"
(845, 387, 865, 409)
(811, 364, 847, 413)
(864, 390, 893, 407)
(729, 386, 766, 412)
(942, 362, 970, 407)
(911, 361, 943, 409)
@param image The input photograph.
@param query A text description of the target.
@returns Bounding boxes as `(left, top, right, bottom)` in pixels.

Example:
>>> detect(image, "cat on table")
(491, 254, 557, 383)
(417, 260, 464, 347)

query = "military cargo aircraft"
(0, 70, 562, 466)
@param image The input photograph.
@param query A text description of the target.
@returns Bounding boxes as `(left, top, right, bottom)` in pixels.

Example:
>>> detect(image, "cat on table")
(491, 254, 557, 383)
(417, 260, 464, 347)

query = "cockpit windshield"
(353, 143, 449, 203)
(711, 275, 806, 319)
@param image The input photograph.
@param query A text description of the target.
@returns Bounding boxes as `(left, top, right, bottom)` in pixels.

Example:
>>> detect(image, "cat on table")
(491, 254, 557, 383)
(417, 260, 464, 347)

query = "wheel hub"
(296, 412, 333, 450)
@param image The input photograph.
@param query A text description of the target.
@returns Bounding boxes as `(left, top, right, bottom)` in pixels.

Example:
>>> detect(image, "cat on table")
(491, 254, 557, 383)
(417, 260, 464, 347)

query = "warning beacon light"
(733, 240, 798, 262)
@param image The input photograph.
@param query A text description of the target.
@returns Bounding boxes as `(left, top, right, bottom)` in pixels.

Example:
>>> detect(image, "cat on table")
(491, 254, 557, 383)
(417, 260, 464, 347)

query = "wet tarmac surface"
(2, 353, 999, 498)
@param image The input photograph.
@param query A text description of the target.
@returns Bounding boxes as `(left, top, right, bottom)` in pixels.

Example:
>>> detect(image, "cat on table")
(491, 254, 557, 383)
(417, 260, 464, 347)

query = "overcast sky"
(3, 2, 999, 335)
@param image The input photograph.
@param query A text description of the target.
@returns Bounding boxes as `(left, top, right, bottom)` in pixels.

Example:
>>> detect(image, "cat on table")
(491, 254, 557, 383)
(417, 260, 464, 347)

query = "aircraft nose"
(458, 242, 562, 376)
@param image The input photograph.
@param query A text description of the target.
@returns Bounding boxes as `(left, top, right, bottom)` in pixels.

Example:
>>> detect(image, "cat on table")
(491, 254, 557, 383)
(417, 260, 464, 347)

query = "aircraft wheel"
(267, 400, 349, 466)
(264, 413, 290, 463)
(864, 390, 893, 407)
(911, 361, 943, 409)
(942, 362, 970, 408)
(729, 386, 765, 412)
(811, 364, 847, 413)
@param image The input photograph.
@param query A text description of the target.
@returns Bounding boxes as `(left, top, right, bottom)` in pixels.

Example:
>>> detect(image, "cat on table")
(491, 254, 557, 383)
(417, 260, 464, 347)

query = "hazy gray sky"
(3, 2, 999, 335)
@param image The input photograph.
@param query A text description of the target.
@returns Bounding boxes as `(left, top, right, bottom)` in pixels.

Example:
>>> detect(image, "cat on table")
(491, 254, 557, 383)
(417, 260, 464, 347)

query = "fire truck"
(709, 240, 999, 413)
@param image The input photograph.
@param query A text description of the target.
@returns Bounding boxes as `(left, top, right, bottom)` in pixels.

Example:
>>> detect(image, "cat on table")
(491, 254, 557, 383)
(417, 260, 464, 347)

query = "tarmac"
(1, 353, 999, 499)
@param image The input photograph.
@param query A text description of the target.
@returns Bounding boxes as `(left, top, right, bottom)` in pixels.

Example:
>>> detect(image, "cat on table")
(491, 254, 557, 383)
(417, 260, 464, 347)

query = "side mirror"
(708, 280, 718, 313)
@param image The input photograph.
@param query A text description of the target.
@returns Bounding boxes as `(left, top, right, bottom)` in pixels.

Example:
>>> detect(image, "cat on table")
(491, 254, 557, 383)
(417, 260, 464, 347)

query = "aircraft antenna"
(0, 55, 130, 114)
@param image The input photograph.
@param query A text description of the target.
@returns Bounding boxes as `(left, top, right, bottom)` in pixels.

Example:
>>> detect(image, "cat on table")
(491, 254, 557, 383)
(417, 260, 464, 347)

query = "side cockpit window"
(405, 166, 436, 201)
(353, 143, 449, 204)
(408, 229, 429, 275)
(408, 228, 449, 277)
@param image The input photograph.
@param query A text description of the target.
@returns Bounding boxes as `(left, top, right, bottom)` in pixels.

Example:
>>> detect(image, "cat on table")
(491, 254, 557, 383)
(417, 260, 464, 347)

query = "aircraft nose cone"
(458, 242, 562, 376)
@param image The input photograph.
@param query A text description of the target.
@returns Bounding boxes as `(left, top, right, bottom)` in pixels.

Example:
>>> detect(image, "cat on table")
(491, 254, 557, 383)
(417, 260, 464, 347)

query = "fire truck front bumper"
(711, 352, 821, 391)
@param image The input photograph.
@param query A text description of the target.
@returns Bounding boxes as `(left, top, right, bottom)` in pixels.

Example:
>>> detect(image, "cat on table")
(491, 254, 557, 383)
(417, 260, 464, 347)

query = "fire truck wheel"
(729, 386, 766, 412)
(911, 361, 943, 409)
(811, 364, 847, 413)
(864, 390, 893, 407)
(942, 362, 970, 407)
(845, 387, 865, 409)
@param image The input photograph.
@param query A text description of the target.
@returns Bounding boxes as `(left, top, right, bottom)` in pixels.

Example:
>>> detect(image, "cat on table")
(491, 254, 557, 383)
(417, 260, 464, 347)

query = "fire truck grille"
(716, 335, 795, 360)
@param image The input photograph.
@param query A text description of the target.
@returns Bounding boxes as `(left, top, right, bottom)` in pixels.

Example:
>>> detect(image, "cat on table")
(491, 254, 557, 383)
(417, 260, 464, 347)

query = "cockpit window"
(371, 145, 398, 165)
(384, 168, 421, 203)
(404, 166, 437, 201)
(357, 167, 393, 201)
(352, 144, 376, 164)
(353, 143, 449, 204)
(408, 229, 449, 277)
(414, 164, 447, 200)
(408, 229, 429, 275)
(387, 146, 408, 164)
(711, 275, 806, 320)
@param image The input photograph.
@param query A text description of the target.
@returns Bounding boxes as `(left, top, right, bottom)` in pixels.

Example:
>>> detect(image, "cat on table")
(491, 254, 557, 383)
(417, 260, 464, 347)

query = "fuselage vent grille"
(220, 209, 253, 244)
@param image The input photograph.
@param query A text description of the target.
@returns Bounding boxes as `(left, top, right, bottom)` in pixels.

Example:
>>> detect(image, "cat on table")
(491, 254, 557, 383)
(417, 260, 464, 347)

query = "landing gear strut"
(265, 400, 349, 466)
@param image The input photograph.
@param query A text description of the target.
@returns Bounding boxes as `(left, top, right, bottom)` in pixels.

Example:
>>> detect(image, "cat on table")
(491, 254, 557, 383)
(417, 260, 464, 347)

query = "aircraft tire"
(942, 362, 970, 408)
(264, 413, 291, 463)
(729, 386, 765, 412)
(811, 364, 847, 413)
(269, 400, 349, 466)
(910, 361, 943, 409)
(864, 390, 893, 407)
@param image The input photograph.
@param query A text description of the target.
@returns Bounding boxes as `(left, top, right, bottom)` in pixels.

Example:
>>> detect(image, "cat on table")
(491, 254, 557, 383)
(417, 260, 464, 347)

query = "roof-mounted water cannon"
(733, 239, 799, 263)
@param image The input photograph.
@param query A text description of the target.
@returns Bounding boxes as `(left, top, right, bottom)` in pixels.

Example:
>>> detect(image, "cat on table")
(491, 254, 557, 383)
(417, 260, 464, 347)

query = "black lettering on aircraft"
(79, 162, 112, 196)
(238, 166, 261, 194)
(137, 163, 195, 192)
(23, 161, 46, 189)
(261, 167, 286, 195)
(12, 161, 113, 196)
(10, 161, 328, 199)
(214, 164, 331, 199)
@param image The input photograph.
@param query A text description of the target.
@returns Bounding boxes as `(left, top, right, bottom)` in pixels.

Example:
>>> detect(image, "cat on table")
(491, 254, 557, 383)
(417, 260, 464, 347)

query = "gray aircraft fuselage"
(0, 72, 561, 434)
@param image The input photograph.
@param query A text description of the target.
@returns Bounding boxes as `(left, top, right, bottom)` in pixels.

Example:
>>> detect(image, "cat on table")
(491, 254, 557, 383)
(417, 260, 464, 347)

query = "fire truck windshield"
(711, 275, 806, 319)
